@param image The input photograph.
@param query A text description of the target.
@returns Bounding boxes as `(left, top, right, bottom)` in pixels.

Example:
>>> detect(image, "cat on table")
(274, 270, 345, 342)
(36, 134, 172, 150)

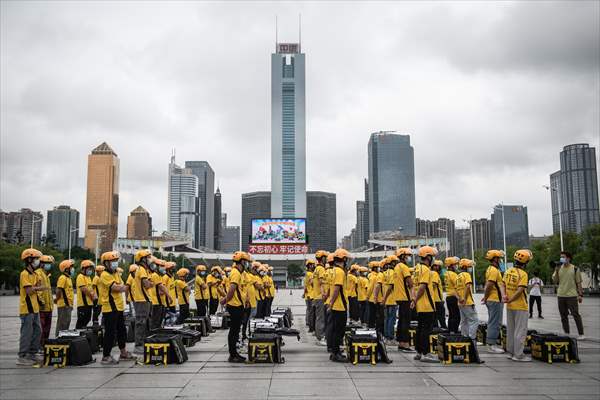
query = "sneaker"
(28, 353, 44, 364)
(101, 356, 119, 365)
(134, 346, 144, 354)
(420, 354, 439, 363)
(538, 316, 544, 319)
(487, 345, 505, 354)
(331, 353, 348, 363)
(228, 355, 246, 363)
(413, 353, 422, 361)
(511, 355, 532, 362)
(119, 352, 136, 361)
(316, 338, 327, 346)
(529, 315, 532, 319)
(16, 357, 35, 366)
(577, 335, 586, 340)
(398, 346, 416, 353)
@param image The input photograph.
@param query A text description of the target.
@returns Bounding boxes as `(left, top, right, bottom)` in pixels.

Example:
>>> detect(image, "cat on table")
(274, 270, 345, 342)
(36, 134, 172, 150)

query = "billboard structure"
(249, 218, 308, 254)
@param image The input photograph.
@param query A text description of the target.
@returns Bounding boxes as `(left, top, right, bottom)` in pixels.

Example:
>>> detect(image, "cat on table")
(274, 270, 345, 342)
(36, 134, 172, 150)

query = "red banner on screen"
(248, 244, 309, 255)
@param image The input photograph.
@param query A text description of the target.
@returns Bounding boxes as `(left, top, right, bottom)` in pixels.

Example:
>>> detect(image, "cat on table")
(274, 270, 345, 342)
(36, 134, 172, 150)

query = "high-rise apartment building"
(126, 206, 152, 239)
(47, 205, 79, 250)
(471, 218, 492, 250)
(1, 208, 43, 245)
(306, 191, 337, 253)
(491, 205, 530, 249)
(84, 142, 119, 253)
(168, 155, 198, 244)
(271, 42, 306, 219)
(368, 132, 416, 235)
(185, 161, 215, 249)
(355, 200, 368, 249)
(550, 144, 599, 234)
(416, 217, 456, 255)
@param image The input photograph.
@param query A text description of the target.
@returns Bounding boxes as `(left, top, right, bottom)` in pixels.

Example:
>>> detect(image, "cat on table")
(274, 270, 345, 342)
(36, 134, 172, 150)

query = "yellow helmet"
(59, 259, 75, 272)
(418, 246, 438, 258)
(368, 261, 380, 269)
(165, 261, 176, 270)
(232, 251, 252, 262)
(80, 260, 95, 269)
(196, 265, 207, 272)
(395, 248, 412, 257)
(128, 264, 138, 273)
(224, 266, 232, 273)
(387, 254, 399, 263)
(444, 256, 460, 267)
(40, 255, 55, 264)
(433, 260, 443, 268)
(333, 248, 350, 260)
(134, 249, 152, 263)
(359, 266, 369, 273)
(326, 254, 334, 264)
(100, 251, 120, 263)
(95, 265, 105, 273)
(251, 261, 262, 269)
(305, 259, 316, 266)
(116, 267, 124, 274)
(21, 248, 42, 260)
(315, 250, 329, 259)
(177, 268, 190, 277)
(210, 266, 221, 273)
(514, 249, 533, 264)
(350, 264, 360, 272)
(485, 249, 505, 261)
(459, 258, 474, 269)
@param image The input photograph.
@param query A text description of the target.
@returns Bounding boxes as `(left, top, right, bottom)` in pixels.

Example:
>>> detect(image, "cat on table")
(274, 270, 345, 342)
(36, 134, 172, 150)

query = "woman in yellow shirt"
(357, 266, 369, 325)
(504, 249, 533, 362)
(444, 257, 460, 333)
(456, 258, 478, 341)
(207, 266, 223, 315)
(194, 265, 209, 317)
(346, 265, 360, 323)
(55, 260, 75, 335)
(75, 260, 97, 329)
(37, 255, 54, 347)
(431, 260, 446, 329)
(175, 268, 191, 323)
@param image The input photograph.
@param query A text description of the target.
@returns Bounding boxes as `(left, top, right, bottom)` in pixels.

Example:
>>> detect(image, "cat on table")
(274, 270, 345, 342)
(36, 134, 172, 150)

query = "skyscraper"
(306, 191, 337, 253)
(416, 217, 456, 254)
(241, 191, 272, 251)
(2, 208, 43, 245)
(271, 42, 306, 218)
(368, 132, 416, 235)
(355, 200, 368, 249)
(126, 206, 152, 239)
(168, 155, 198, 245)
(84, 142, 119, 253)
(550, 144, 600, 234)
(363, 179, 370, 242)
(471, 218, 492, 250)
(491, 205, 530, 249)
(213, 187, 223, 251)
(185, 161, 215, 249)
(47, 205, 79, 250)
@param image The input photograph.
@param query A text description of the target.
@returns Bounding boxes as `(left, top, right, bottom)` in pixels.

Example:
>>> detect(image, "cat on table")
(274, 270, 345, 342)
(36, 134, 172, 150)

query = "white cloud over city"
(1, 1, 599, 241)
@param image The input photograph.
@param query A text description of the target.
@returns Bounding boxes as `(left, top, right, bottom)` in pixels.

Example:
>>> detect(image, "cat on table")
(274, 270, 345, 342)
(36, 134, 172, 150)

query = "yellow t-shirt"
(367, 272, 378, 303)
(19, 268, 40, 315)
(414, 264, 436, 313)
(456, 271, 474, 306)
(149, 272, 163, 306)
(176, 279, 189, 305)
(222, 275, 231, 299)
(357, 276, 368, 301)
(207, 274, 221, 300)
(331, 266, 348, 312)
(76, 273, 94, 308)
(504, 267, 528, 311)
(304, 271, 313, 300)
(431, 270, 443, 302)
(243, 272, 257, 308)
(310, 265, 324, 299)
(163, 274, 176, 307)
(36, 269, 53, 312)
(384, 269, 396, 305)
(126, 274, 135, 303)
(56, 274, 74, 308)
(323, 268, 333, 298)
(346, 273, 358, 298)
(444, 270, 458, 297)
(485, 266, 504, 302)
(392, 263, 412, 302)
(227, 268, 243, 307)
(99, 270, 124, 313)
(194, 275, 209, 300)
(133, 266, 152, 303)
(267, 275, 275, 297)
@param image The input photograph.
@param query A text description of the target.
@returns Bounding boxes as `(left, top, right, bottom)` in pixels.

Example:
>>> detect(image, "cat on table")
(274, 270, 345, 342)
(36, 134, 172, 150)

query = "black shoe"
(539, 316, 544, 319)
(331, 353, 347, 363)
(228, 354, 246, 363)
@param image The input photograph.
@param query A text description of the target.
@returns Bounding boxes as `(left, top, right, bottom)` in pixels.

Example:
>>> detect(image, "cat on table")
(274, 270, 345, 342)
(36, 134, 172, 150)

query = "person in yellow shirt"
(483, 250, 508, 353)
(382, 256, 399, 343)
(175, 268, 191, 323)
(312, 251, 328, 345)
(303, 259, 315, 331)
(163, 262, 177, 313)
(389, 248, 414, 352)
(346, 265, 360, 323)
(324, 253, 336, 352)
(150, 259, 172, 329)
(456, 258, 478, 341)
(266, 266, 276, 315)
(92, 265, 104, 324)
(431, 260, 447, 329)
(444, 257, 460, 333)
(504, 249, 532, 362)
(410, 246, 438, 363)
(207, 266, 223, 315)
(37, 255, 54, 348)
(98, 251, 135, 364)
(220, 251, 252, 363)
(241, 262, 262, 340)
(54, 259, 75, 335)
(75, 260, 97, 329)
(366, 260, 381, 329)
(257, 264, 271, 318)
(17, 248, 46, 366)
(357, 266, 369, 325)
(131, 250, 154, 354)
(326, 249, 350, 362)
(194, 265, 209, 317)
(125, 264, 137, 310)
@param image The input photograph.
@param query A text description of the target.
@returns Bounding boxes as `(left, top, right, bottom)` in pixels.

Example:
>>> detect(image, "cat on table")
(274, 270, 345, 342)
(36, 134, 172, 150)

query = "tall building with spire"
(84, 142, 119, 253)
(213, 187, 222, 250)
(271, 41, 306, 218)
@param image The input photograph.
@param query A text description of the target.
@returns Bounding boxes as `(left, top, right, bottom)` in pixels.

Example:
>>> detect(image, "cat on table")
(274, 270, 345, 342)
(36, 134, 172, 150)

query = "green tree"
(580, 224, 600, 287)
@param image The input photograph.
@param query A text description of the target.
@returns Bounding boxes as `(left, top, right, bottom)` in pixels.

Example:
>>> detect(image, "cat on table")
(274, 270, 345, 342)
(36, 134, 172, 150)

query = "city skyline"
(1, 2, 599, 243)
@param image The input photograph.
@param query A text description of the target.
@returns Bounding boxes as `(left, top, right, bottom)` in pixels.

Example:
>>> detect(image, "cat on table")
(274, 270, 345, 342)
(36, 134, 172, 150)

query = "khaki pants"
(506, 309, 528, 358)
(312, 299, 325, 340)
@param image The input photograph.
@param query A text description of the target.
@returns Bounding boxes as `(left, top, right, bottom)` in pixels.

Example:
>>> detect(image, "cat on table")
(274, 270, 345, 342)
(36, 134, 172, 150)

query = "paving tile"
(102, 373, 195, 388)
(0, 388, 94, 400)
(84, 387, 181, 400)
(178, 379, 271, 399)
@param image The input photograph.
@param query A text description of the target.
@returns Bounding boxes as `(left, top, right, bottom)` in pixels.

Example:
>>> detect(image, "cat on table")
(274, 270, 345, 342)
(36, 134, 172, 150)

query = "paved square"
(1, 291, 598, 400)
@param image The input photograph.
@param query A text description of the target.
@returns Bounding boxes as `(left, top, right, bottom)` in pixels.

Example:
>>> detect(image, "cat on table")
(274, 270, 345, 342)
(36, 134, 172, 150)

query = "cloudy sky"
(1, 1, 599, 243)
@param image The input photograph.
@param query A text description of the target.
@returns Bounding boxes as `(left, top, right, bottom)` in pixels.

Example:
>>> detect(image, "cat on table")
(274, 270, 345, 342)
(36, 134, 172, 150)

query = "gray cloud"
(1, 1, 598, 245)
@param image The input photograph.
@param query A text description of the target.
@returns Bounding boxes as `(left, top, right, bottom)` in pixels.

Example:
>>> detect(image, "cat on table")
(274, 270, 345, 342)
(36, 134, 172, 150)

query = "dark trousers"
(265, 297, 273, 316)
(92, 301, 101, 323)
(416, 312, 435, 355)
(177, 304, 190, 324)
(308, 302, 316, 331)
(39, 311, 52, 346)
(195, 299, 208, 317)
(359, 301, 368, 324)
(150, 305, 164, 330)
(558, 296, 584, 335)
(446, 296, 460, 333)
(368, 302, 377, 328)
(209, 298, 219, 315)
(375, 304, 384, 334)
(241, 307, 251, 339)
(256, 300, 265, 319)
(331, 310, 347, 355)
(325, 308, 334, 351)
(434, 301, 447, 329)
(348, 297, 359, 321)
(226, 305, 244, 357)
(102, 311, 126, 357)
(529, 295, 542, 317)
(76, 306, 93, 329)
(396, 300, 411, 342)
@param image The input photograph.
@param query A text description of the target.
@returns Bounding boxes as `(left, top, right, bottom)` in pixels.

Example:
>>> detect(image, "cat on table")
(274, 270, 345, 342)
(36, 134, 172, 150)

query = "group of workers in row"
(302, 246, 536, 363)
(16, 247, 277, 366)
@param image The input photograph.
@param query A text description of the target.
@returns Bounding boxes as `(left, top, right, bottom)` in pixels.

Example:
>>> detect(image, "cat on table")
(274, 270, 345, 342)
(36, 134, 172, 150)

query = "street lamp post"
(94, 230, 106, 266)
(30, 216, 43, 247)
(494, 204, 508, 267)
(543, 184, 564, 252)
(68, 227, 79, 260)
(463, 218, 477, 292)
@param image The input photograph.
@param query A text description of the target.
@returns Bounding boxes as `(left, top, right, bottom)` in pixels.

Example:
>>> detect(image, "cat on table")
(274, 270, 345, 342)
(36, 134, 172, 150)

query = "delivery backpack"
(184, 317, 209, 337)
(79, 328, 99, 353)
(530, 333, 579, 364)
(272, 307, 293, 327)
(345, 329, 378, 365)
(144, 334, 188, 365)
(429, 327, 449, 354)
(151, 326, 202, 347)
(45, 336, 94, 367)
(211, 312, 230, 329)
(436, 333, 481, 364)
(248, 333, 284, 363)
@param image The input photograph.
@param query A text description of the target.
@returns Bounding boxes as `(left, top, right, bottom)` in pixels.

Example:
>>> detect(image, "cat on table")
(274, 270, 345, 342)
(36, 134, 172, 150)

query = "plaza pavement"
(0, 290, 598, 400)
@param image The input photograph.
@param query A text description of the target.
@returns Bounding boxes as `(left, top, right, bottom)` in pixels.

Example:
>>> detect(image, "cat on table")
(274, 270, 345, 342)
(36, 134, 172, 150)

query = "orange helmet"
(326, 254, 334, 264)
(395, 248, 412, 257)
(459, 258, 474, 269)
(40, 255, 55, 264)
(59, 259, 75, 272)
(485, 249, 505, 261)
(177, 268, 190, 277)
(305, 259, 316, 266)
(514, 249, 533, 264)
(21, 248, 42, 260)
(418, 246, 438, 258)
(232, 251, 252, 262)
(100, 251, 120, 263)
(444, 256, 460, 267)
(80, 260, 95, 269)
(128, 264, 138, 273)
(165, 261, 176, 270)
(333, 248, 350, 260)
(315, 250, 329, 260)
(196, 265, 207, 272)
(95, 265, 105, 273)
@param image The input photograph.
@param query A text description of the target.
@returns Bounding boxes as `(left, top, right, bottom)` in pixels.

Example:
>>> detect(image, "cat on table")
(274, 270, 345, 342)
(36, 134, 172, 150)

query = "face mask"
(85, 269, 93, 276)
(43, 264, 52, 272)
(110, 261, 119, 270)
(32, 259, 40, 268)
(559, 257, 567, 264)
(149, 264, 157, 272)
(467, 267, 473, 273)
(200, 272, 206, 276)
(499, 262, 506, 273)
(406, 257, 412, 264)
(159, 267, 166, 274)
(70, 269, 75, 277)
